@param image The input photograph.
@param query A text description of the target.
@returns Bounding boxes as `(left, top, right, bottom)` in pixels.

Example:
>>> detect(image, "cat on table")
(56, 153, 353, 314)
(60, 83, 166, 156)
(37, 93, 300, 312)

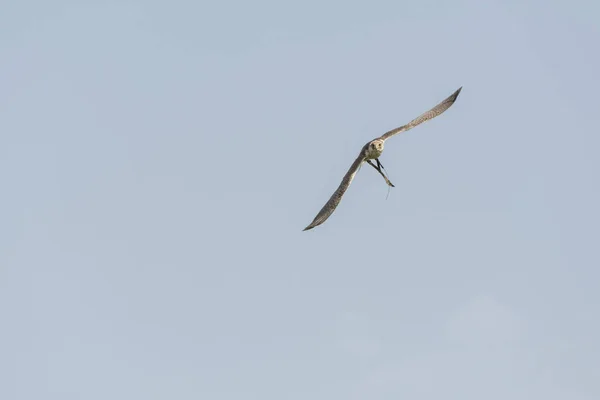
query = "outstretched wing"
(378, 87, 462, 141)
(303, 152, 365, 231)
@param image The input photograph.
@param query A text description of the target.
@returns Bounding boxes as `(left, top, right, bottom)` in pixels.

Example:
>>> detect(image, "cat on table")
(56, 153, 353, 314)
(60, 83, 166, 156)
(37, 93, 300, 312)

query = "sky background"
(1, 0, 599, 399)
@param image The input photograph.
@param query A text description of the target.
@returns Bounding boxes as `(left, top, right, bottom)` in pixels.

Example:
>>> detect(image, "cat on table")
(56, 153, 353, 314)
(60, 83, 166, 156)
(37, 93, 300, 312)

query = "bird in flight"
(303, 87, 462, 231)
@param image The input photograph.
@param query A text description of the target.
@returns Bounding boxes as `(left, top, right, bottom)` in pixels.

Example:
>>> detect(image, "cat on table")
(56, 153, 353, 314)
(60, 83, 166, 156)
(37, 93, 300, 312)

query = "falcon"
(303, 87, 462, 231)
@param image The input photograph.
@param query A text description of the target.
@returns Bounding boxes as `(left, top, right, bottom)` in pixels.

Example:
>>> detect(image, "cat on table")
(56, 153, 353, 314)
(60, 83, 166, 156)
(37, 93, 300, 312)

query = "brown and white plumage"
(303, 87, 462, 231)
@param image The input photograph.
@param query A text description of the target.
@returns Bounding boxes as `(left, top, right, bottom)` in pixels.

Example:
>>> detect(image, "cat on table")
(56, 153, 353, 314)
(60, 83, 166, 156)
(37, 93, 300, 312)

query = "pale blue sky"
(1, 1, 599, 399)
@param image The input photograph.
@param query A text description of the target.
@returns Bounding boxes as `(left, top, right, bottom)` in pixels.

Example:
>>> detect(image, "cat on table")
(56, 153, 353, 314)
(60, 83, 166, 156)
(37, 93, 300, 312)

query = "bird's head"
(369, 140, 384, 151)
(364, 139, 384, 158)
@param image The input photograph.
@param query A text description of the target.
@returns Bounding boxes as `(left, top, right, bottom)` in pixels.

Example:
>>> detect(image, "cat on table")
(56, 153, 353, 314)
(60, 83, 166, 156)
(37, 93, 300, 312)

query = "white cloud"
(443, 294, 524, 346)
(348, 295, 597, 400)
(332, 311, 381, 357)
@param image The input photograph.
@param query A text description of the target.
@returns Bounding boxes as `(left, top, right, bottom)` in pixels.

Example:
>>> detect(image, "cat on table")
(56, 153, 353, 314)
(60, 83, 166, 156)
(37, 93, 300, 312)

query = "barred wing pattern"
(303, 153, 366, 231)
(378, 87, 462, 141)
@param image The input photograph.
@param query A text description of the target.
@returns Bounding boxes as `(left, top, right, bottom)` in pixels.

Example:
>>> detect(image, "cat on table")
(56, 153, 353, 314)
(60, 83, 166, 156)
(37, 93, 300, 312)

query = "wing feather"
(379, 87, 462, 141)
(303, 152, 365, 231)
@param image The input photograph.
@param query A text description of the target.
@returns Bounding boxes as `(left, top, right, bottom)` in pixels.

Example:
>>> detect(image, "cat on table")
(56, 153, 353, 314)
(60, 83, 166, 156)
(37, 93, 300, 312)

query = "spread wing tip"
(302, 220, 320, 231)
(452, 86, 462, 100)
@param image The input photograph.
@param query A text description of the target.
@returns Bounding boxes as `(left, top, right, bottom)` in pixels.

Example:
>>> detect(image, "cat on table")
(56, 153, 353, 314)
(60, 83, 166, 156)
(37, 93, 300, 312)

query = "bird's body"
(303, 87, 462, 231)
